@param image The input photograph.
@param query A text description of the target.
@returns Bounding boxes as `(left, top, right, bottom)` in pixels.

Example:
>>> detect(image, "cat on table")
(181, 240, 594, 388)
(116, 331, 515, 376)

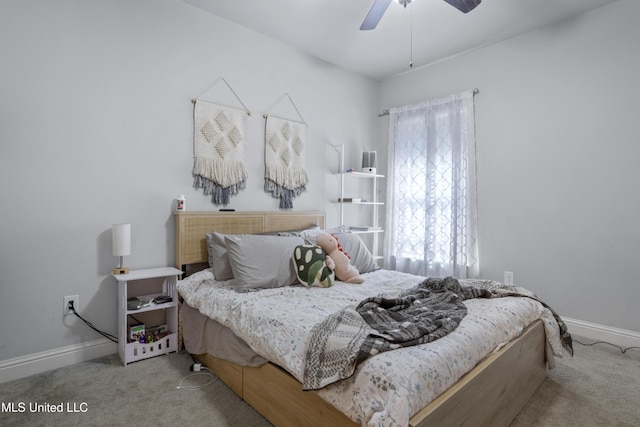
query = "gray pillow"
(205, 231, 234, 281)
(224, 234, 304, 290)
(206, 232, 216, 267)
(330, 232, 380, 274)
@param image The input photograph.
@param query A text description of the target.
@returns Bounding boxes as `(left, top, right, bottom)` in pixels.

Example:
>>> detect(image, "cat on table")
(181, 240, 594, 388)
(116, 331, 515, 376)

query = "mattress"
(178, 268, 564, 426)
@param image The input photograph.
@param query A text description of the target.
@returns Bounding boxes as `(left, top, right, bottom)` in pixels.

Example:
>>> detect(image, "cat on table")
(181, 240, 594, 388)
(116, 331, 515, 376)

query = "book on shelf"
(338, 197, 362, 203)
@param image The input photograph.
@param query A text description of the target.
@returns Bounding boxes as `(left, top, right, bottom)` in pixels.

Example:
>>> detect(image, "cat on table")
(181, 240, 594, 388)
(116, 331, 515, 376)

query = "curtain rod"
(378, 88, 479, 117)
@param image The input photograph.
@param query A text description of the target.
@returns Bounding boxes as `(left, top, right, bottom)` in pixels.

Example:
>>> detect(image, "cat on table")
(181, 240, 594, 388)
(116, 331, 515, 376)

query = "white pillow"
(224, 234, 304, 290)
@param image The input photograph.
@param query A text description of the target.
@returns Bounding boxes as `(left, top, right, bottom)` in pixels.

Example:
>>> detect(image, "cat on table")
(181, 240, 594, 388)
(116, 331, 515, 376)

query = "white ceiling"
(181, 0, 618, 81)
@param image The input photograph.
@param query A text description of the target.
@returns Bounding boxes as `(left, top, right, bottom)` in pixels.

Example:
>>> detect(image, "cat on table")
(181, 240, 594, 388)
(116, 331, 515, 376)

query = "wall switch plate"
(504, 271, 514, 285)
(63, 295, 79, 316)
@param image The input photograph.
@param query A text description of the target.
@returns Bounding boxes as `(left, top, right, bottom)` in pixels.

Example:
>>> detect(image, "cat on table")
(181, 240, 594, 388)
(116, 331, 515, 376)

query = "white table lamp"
(112, 223, 131, 274)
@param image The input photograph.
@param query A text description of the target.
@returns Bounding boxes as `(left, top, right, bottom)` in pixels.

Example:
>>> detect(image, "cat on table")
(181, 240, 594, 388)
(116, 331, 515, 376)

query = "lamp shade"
(112, 224, 131, 257)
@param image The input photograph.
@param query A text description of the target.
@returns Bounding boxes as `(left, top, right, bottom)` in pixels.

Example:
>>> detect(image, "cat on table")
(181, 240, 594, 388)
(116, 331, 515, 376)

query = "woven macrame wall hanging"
(263, 94, 309, 209)
(264, 116, 309, 209)
(193, 100, 248, 205)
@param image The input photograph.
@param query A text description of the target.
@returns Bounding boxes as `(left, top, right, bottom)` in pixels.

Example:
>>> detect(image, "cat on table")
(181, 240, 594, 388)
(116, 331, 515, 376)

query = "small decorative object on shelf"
(128, 323, 145, 343)
(176, 195, 185, 211)
(112, 267, 181, 365)
(361, 151, 377, 174)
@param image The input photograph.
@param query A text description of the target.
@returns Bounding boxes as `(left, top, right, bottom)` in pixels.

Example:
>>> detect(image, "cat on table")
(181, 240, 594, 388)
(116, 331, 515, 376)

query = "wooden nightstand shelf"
(112, 267, 181, 365)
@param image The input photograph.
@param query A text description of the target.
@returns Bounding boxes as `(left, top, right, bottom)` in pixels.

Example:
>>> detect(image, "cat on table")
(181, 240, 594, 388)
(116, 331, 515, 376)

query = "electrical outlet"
(63, 295, 79, 316)
(504, 271, 514, 285)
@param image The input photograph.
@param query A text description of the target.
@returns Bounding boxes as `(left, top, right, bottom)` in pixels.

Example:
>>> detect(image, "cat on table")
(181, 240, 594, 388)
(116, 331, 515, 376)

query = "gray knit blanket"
(302, 277, 573, 390)
(303, 277, 475, 390)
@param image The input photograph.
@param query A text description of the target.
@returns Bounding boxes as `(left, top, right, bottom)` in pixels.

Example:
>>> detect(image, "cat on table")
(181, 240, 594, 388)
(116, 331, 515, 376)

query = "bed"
(174, 210, 570, 427)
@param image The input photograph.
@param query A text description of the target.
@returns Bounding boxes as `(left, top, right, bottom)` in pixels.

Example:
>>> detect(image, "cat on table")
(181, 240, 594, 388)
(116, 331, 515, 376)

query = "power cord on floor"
(574, 338, 640, 354)
(176, 361, 218, 390)
(68, 301, 118, 343)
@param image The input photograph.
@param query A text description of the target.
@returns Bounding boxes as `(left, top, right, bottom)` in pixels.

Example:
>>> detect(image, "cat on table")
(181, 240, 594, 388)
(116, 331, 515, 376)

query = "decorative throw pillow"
(224, 234, 304, 290)
(292, 245, 334, 288)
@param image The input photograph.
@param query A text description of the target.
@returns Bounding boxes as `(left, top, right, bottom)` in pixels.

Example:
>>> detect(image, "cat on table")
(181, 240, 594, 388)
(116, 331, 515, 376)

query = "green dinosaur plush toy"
(293, 244, 335, 288)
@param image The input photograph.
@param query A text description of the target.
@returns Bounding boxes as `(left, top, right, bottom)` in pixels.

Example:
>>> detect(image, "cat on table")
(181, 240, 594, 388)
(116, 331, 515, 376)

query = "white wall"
(0, 0, 377, 364)
(378, 0, 640, 332)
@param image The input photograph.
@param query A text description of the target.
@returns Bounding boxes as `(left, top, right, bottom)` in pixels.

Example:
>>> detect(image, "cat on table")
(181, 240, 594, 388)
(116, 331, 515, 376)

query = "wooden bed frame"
(175, 211, 547, 427)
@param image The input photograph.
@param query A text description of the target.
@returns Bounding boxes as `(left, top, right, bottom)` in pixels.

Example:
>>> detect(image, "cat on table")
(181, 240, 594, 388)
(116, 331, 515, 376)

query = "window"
(385, 91, 478, 278)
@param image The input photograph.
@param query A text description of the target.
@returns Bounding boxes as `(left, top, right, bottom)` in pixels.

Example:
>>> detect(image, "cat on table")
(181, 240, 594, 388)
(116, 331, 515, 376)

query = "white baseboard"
(0, 338, 117, 384)
(563, 317, 640, 349)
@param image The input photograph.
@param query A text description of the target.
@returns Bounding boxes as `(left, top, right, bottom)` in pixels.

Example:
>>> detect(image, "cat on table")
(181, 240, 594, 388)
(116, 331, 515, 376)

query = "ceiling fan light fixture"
(395, 0, 412, 7)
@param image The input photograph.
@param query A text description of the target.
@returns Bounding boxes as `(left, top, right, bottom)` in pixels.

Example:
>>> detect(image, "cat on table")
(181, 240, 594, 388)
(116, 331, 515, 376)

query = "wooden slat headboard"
(174, 210, 325, 271)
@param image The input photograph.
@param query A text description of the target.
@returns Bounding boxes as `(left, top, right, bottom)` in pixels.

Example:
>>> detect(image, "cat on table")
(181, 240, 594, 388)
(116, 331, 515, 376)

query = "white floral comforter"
(178, 268, 564, 427)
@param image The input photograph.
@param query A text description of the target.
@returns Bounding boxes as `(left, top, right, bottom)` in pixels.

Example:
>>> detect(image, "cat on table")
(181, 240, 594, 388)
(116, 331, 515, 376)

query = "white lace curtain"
(384, 90, 479, 279)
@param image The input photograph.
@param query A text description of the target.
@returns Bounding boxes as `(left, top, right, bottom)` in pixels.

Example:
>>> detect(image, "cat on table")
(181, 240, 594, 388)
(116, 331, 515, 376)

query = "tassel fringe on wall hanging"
(263, 94, 309, 209)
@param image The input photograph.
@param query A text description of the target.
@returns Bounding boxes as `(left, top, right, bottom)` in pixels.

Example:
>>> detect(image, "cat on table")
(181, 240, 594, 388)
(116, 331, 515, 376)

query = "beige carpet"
(511, 338, 639, 427)
(1, 338, 638, 427)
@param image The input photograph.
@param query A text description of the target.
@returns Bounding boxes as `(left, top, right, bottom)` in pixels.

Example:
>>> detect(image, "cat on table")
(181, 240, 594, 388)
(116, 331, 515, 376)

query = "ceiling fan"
(360, 0, 482, 30)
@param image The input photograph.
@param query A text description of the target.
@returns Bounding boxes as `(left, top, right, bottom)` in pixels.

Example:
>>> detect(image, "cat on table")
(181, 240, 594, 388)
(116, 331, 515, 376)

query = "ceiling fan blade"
(443, 0, 482, 13)
(360, 0, 392, 31)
